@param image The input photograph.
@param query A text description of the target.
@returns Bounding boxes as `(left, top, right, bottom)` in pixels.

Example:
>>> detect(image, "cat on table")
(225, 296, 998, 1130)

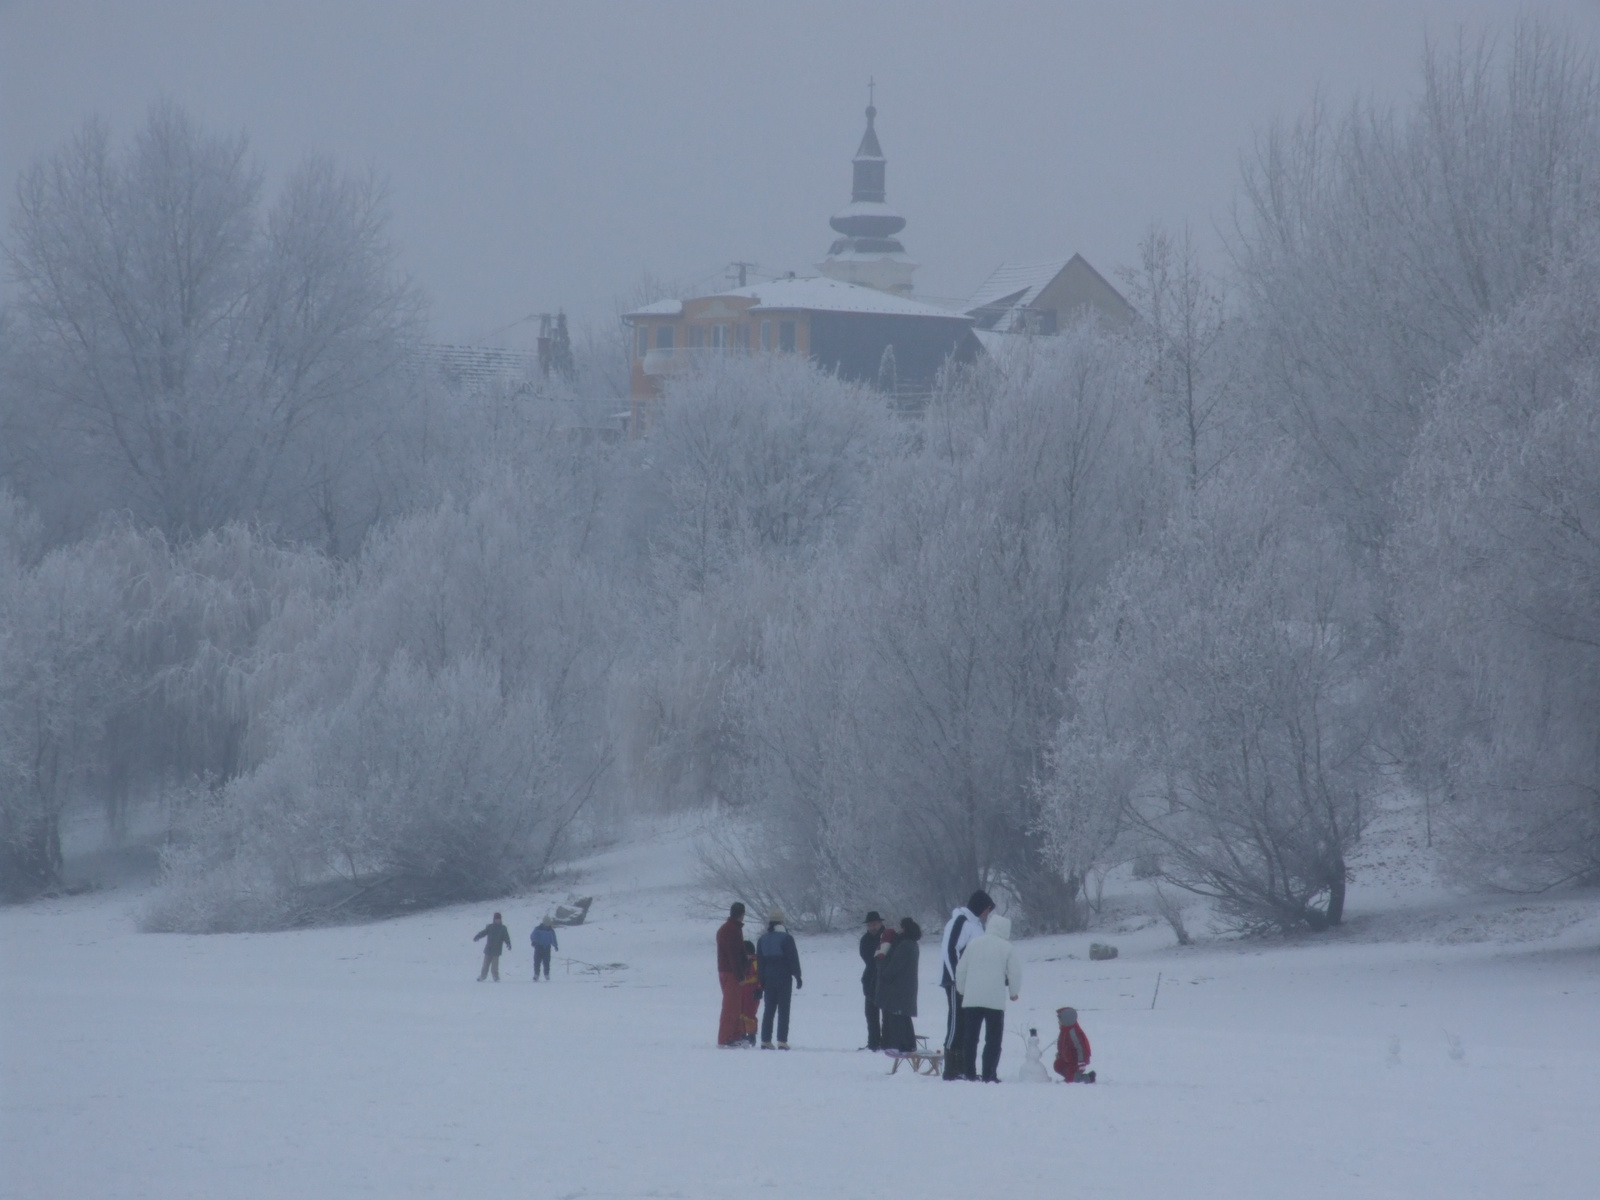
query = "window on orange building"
(760, 320, 772, 350)
(779, 320, 797, 353)
(637, 325, 649, 357)
(656, 325, 673, 350)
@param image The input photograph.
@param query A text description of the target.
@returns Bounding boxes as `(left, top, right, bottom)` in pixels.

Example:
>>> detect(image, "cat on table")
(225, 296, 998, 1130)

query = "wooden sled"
(885, 1038, 944, 1077)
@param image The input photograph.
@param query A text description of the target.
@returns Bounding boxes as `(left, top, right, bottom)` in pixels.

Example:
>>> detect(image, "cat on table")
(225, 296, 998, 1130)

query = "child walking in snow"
(1054, 1006, 1095, 1082)
(739, 940, 762, 1045)
(530, 918, 558, 980)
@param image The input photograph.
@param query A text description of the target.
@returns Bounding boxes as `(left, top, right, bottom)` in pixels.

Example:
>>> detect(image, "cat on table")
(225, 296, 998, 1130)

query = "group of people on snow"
(471, 895, 1092, 1082)
(717, 902, 803, 1048)
(720, 908, 806, 1049)
(472, 912, 560, 982)
(718, 892, 1094, 1082)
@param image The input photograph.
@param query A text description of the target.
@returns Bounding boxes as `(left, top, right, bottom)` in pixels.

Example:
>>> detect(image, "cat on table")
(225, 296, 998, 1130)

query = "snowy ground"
(5, 823, 1600, 1200)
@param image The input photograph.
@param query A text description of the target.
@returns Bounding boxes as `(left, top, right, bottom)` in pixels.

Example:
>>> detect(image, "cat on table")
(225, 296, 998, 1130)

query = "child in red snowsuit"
(738, 940, 762, 1045)
(1054, 1006, 1095, 1082)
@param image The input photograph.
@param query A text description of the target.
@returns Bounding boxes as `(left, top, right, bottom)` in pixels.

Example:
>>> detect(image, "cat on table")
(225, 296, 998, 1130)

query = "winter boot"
(777, 1042, 790, 1050)
(760, 1041, 775, 1050)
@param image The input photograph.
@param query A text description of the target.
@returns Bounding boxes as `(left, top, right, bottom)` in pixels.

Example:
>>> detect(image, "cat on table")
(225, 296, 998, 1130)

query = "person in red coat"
(716, 903, 748, 1046)
(1054, 1006, 1095, 1082)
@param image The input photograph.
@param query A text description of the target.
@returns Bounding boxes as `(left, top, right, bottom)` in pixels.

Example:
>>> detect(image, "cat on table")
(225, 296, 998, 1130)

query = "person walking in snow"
(530, 917, 558, 981)
(1053, 1006, 1095, 1082)
(756, 909, 803, 1048)
(859, 911, 886, 1050)
(939, 890, 994, 1079)
(716, 902, 748, 1047)
(473, 912, 512, 982)
(875, 916, 922, 1053)
(954, 912, 1021, 1082)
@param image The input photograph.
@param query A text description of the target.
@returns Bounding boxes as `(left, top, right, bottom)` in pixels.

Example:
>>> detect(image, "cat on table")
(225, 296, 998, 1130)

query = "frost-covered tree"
(1392, 237, 1600, 889)
(0, 533, 126, 895)
(1235, 22, 1600, 543)
(616, 355, 904, 811)
(1121, 223, 1235, 490)
(724, 330, 1166, 927)
(3, 102, 422, 548)
(639, 355, 904, 593)
(1048, 455, 1382, 934)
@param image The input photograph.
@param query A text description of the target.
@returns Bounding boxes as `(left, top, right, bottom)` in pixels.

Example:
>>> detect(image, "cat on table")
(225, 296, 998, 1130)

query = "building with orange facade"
(623, 102, 978, 431)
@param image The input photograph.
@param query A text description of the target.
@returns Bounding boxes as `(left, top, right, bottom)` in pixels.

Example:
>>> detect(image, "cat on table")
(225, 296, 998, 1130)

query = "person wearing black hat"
(859, 911, 886, 1050)
(939, 890, 994, 1079)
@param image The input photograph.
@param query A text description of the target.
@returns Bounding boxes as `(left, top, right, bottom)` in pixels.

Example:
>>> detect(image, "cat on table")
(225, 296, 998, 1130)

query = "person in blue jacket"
(530, 917, 559, 981)
(756, 909, 803, 1048)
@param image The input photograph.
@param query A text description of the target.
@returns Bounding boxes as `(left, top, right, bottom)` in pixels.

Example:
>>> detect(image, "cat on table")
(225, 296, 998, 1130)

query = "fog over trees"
(3, 23, 1598, 933)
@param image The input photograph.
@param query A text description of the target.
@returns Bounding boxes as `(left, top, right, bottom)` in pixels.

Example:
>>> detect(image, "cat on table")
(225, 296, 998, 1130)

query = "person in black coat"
(859, 911, 885, 1050)
(473, 912, 512, 982)
(876, 917, 921, 1052)
(756, 909, 803, 1048)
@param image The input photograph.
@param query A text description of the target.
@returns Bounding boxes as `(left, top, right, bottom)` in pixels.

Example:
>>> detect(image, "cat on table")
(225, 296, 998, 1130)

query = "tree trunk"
(1326, 861, 1347, 927)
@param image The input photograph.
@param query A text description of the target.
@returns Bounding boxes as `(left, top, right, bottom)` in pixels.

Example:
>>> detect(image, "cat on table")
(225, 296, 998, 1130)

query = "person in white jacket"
(954, 913, 1021, 1082)
(939, 890, 994, 1080)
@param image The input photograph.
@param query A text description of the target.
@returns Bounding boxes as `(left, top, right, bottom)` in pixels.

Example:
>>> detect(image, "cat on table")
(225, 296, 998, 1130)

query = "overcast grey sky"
(4, 2, 1598, 344)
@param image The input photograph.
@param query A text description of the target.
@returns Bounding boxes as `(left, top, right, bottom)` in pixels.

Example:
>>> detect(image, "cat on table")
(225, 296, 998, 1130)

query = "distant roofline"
(625, 278, 971, 323)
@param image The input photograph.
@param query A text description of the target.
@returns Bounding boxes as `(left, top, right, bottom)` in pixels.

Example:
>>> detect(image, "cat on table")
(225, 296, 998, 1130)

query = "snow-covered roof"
(623, 297, 685, 319)
(734, 277, 968, 320)
(624, 278, 969, 323)
(965, 258, 1073, 315)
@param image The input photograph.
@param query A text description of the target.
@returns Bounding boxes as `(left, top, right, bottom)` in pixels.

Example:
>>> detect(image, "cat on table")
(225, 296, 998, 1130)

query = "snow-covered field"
(5, 826, 1600, 1200)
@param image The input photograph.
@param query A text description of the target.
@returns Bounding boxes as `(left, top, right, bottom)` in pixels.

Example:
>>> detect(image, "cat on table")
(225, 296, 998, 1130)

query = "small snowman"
(1017, 1027, 1051, 1082)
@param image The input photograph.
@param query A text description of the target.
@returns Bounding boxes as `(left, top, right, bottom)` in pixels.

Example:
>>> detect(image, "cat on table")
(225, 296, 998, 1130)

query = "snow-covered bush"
(146, 457, 619, 928)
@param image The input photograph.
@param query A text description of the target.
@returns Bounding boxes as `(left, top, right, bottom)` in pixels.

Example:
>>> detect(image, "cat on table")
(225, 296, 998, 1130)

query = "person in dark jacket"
(530, 918, 559, 980)
(756, 909, 803, 1048)
(875, 916, 921, 1053)
(716, 903, 748, 1047)
(473, 912, 512, 981)
(859, 911, 885, 1050)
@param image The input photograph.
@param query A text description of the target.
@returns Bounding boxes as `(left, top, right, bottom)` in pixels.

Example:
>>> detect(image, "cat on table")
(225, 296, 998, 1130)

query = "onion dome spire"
(819, 83, 917, 294)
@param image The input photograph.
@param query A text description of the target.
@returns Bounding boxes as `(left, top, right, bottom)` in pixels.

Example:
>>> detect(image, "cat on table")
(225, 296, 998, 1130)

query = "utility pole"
(728, 261, 755, 288)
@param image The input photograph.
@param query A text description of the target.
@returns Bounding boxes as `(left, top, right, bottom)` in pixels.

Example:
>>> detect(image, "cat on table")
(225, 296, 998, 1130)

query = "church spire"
(818, 86, 916, 294)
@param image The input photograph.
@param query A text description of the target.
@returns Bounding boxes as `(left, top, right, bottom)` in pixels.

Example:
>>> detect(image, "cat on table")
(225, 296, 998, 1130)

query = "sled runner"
(885, 1038, 944, 1077)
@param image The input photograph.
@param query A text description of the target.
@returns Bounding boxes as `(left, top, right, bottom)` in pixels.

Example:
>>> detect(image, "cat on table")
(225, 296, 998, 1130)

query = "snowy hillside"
(4, 822, 1599, 1200)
